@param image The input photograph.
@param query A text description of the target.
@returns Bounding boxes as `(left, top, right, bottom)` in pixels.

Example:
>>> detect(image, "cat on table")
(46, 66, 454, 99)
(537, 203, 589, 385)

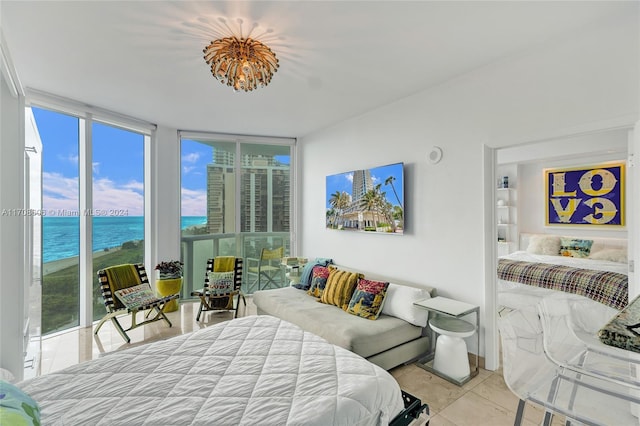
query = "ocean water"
(42, 216, 206, 263)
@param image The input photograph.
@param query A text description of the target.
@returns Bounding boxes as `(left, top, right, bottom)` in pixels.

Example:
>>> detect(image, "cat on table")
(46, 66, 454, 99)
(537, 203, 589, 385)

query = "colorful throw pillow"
(320, 267, 363, 310)
(294, 258, 333, 290)
(0, 380, 41, 426)
(207, 271, 235, 295)
(307, 265, 331, 298)
(560, 237, 594, 258)
(346, 278, 389, 320)
(114, 284, 158, 309)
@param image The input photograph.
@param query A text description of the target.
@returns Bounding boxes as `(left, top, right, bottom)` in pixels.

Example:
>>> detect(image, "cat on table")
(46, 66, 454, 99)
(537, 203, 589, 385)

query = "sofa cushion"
(253, 287, 423, 358)
(381, 283, 431, 327)
(320, 267, 362, 310)
(307, 265, 331, 298)
(346, 278, 389, 320)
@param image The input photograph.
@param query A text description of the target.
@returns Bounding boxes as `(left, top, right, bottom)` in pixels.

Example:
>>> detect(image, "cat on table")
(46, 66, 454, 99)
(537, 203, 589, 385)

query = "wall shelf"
(496, 185, 517, 257)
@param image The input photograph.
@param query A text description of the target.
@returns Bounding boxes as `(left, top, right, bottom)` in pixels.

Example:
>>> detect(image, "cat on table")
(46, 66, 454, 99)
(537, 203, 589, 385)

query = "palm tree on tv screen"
(384, 176, 403, 217)
(329, 191, 350, 228)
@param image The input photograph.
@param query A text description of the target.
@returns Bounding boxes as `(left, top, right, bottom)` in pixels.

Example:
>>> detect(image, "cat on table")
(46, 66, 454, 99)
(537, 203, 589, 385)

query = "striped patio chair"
(191, 257, 246, 320)
(94, 263, 178, 343)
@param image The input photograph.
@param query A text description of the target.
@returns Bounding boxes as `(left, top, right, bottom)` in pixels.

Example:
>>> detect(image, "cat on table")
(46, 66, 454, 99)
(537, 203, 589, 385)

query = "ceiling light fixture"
(203, 36, 279, 92)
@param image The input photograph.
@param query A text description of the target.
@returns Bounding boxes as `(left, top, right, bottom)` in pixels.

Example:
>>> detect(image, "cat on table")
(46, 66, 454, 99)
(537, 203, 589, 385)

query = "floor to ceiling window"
(31, 104, 149, 334)
(180, 133, 295, 295)
(33, 107, 81, 334)
(91, 122, 145, 321)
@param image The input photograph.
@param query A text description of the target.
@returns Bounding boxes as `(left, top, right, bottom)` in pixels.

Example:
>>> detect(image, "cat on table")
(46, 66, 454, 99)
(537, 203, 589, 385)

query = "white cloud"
(56, 153, 79, 165)
(181, 187, 207, 216)
(93, 177, 144, 215)
(42, 174, 207, 217)
(42, 172, 145, 216)
(42, 172, 79, 211)
(182, 152, 201, 163)
(122, 180, 144, 192)
(345, 172, 353, 183)
(182, 165, 196, 174)
(92, 162, 100, 174)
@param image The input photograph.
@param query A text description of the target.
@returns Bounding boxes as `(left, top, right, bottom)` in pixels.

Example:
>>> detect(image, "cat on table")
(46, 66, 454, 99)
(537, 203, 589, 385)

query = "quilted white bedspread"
(19, 315, 405, 425)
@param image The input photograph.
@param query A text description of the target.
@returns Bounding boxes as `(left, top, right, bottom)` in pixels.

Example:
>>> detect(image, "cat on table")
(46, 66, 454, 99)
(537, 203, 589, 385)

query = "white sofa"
(252, 265, 436, 370)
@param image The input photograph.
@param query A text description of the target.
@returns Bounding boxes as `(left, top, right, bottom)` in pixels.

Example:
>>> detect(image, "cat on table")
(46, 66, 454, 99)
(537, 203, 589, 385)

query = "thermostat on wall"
(428, 146, 443, 164)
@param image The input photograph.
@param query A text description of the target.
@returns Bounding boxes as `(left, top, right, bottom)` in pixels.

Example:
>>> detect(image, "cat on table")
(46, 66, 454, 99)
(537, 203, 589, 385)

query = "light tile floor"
(39, 298, 558, 426)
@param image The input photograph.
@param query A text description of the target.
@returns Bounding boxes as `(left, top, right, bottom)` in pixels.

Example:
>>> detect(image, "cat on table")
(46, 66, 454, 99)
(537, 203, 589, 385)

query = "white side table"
(413, 296, 480, 386)
(282, 264, 301, 286)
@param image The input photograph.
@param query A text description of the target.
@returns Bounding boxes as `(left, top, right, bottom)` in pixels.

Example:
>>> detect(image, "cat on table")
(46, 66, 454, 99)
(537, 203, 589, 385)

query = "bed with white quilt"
(498, 233, 629, 312)
(16, 315, 420, 426)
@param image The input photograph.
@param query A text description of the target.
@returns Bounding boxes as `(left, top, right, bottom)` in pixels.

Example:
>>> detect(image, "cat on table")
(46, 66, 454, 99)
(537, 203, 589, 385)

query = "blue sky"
(325, 162, 404, 210)
(34, 107, 146, 216)
(34, 108, 292, 217)
(181, 139, 212, 216)
(34, 107, 207, 216)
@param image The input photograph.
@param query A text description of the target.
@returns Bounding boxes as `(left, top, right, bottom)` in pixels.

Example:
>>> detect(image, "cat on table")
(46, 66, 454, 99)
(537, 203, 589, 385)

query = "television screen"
(326, 162, 404, 234)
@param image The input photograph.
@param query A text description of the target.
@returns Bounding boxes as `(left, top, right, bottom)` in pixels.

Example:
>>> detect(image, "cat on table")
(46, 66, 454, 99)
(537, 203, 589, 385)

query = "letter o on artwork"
(428, 146, 443, 164)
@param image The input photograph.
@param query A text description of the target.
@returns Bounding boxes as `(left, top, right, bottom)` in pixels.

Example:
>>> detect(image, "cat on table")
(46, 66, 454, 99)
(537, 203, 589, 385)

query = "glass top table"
(413, 296, 480, 385)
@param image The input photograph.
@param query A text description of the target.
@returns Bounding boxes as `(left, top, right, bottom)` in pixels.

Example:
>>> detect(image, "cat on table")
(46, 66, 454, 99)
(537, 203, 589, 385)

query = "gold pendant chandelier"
(203, 36, 279, 92)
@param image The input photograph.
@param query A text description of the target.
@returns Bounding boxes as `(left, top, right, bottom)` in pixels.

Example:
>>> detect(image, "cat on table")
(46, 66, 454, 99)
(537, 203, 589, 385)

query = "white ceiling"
(1, 1, 636, 138)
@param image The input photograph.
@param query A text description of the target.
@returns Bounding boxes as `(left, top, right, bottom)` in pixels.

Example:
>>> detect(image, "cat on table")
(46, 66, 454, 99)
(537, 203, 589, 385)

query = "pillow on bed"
(560, 237, 594, 258)
(320, 267, 363, 310)
(381, 283, 431, 327)
(207, 271, 235, 295)
(307, 265, 331, 298)
(0, 380, 41, 426)
(526, 235, 561, 256)
(589, 248, 627, 263)
(346, 278, 389, 320)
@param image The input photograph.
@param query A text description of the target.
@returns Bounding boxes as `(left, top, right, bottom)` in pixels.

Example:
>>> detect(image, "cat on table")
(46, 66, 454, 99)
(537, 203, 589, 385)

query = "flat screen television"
(326, 162, 404, 234)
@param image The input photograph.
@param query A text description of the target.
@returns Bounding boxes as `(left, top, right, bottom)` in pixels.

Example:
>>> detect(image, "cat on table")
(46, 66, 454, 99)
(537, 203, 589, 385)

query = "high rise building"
(351, 169, 373, 204)
(206, 150, 290, 235)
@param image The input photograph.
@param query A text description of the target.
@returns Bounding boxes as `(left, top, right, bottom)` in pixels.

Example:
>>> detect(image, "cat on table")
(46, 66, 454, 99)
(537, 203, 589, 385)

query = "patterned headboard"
(519, 232, 627, 254)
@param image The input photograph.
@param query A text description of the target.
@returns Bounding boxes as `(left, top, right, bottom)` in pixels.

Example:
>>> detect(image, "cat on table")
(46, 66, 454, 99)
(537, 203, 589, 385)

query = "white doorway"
(484, 125, 636, 371)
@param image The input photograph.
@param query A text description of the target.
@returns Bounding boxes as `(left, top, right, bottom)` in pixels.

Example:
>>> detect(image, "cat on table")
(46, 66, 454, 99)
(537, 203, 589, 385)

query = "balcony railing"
(180, 232, 290, 298)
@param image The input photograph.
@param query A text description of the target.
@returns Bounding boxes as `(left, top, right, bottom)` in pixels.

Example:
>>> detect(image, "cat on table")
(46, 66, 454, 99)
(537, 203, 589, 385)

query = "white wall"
(146, 125, 181, 289)
(0, 57, 25, 380)
(300, 13, 639, 362)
